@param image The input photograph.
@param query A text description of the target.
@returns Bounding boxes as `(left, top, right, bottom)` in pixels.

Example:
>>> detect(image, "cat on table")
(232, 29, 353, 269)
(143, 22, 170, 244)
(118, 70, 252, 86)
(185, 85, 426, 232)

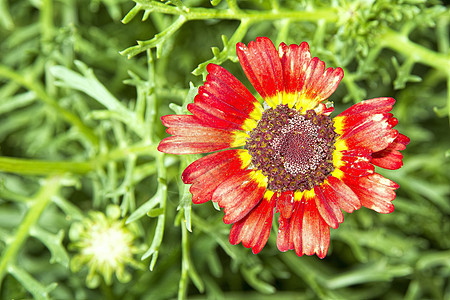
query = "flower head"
(69, 205, 144, 288)
(158, 37, 409, 258)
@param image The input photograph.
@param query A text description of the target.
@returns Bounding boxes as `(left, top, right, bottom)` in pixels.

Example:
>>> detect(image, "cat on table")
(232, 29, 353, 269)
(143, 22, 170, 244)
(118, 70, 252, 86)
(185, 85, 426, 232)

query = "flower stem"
(379, 29, 450, 75)
(134, 0, 338, 22)
(0, 156, 92, 175)
(178, 217, 189, 300)
(40, 0, 54, 45)
(0, 144, 158, 176)
(0, 176, 63, 283)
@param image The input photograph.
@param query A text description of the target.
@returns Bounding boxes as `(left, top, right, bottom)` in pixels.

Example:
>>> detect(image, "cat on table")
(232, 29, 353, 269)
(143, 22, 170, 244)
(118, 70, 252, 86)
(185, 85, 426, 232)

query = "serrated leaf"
(127, 192, 160, 224)
(120, 15, 186, 59)
(8, 264, 57, 300)
(241, 265, 276, 294)
(29, 226, 69, 268)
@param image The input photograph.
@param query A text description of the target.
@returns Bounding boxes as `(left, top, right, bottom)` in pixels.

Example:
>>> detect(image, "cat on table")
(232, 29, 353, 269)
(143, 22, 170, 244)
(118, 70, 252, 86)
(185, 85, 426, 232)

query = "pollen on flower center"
(245, 105, 338, 192)
(82, 224, 131, 268)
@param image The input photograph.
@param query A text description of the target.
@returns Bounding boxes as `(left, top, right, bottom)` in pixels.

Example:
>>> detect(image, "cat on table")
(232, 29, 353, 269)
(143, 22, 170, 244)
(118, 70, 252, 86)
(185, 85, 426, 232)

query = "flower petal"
(278, 42, 343, 110)
(187, 103, 244, 130)
(343, 173, 398, 214)
(301, 194, 331, 258)
(237, 37, 284, 104)
(158, 115, 247, 154)
(158, 130, 245, 155)
(182, 150, 251, 204)
(204, 64, 262, 116)
(229, 191, 276, 254)
(213, 170, 267, 224)
(314, 185, 342, 229)
(338, 97, 396, 117)
(190, 64, 263, 131)
(340, 148, 375, 177)
(278, 42, 311, 95)
(371, 133, 410, 170)
(276, 190, 296, 219)
(325, 176, 361, 213)
(334, 98, 399, 152)
(283, 196, 330, 259)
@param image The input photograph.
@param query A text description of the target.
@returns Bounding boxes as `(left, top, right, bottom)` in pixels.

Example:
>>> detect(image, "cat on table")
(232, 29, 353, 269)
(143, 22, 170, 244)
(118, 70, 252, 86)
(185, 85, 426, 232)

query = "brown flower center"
(245, 105, 338, 192)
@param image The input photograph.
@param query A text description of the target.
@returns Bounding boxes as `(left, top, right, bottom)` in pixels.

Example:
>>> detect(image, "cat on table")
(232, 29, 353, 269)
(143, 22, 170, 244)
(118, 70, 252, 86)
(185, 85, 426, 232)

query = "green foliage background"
(0, 0, 449, 299)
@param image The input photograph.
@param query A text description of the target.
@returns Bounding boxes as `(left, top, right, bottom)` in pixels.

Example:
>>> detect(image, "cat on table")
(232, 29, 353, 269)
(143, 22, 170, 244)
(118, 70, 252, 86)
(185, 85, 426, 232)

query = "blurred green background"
(0, 0, 449, 299)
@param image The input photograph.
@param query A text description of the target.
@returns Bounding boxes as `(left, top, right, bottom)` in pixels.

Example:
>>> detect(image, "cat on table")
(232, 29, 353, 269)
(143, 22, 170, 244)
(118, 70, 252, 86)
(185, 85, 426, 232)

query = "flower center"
(245, 105, 338, 192)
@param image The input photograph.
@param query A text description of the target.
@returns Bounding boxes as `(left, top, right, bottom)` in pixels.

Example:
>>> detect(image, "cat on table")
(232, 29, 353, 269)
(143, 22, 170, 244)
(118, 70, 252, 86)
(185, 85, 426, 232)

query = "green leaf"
(127, 192, 160, 224)
(120, 15, 187, 59)
(241, 265, 276, 294)
(29, 226, 70, 268)
(50, 62, 127, 113)
(8, 264, 57, 300)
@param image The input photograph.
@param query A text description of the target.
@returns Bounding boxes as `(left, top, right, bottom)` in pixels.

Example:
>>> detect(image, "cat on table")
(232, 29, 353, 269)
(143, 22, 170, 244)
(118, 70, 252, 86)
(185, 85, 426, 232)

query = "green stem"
(0, 144, 158, 176)
(178, 217, 189, 300)
(135, 1, 338, 22)
(379, 29, 450, 75)
(0, 64, 99, 146)
(0, 156, 92, 175)
(40, 0, 54, 44)
(379, 29, 450, 123)
(144, 151, 167, 271)
(448, 75, 450, 125)
(0, 176, 63, 284)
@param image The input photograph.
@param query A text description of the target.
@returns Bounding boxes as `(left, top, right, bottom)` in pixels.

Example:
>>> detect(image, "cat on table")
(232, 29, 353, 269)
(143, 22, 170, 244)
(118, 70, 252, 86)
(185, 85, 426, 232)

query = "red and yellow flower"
(158, 37, 409, 258)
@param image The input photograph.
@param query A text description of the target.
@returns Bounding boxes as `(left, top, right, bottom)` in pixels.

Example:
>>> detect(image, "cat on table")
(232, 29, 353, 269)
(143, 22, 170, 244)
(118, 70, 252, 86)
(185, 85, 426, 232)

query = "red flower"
(158, 37, 409, 258)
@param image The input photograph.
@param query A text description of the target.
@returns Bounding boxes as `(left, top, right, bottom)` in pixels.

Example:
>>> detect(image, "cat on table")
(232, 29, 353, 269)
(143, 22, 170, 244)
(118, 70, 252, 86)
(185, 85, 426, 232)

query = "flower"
(69, 205, 144, 288)
(158, 37, 409, 258)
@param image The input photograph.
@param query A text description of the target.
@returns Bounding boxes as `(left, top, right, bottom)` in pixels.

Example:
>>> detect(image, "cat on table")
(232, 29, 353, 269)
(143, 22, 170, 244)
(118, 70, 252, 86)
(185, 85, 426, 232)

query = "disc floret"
(246, 105, 338, 192)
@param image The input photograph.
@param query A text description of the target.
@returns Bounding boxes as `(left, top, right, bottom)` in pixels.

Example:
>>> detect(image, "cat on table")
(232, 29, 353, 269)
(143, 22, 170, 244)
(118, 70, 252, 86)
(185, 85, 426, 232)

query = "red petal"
(276, 190, 295, 219)
(340, 148, 375, 177)
(158, 114, 242, 154)
(290, 201, 304, 257)
(336, 98, 399, 152)
(158, 136, 233, 154)
(166, 126, 233, 137)
(158, 124, 239, 154)
(314, 186, 342, 229)
(277, 215, 293, 252)
(343, 173, 398, 214)
(278, 42, 311, 95)
(187, 102, 243, 130)
(302, 57, 326, 100)
(237, 37, 283, 100)
(301, 199, 330, 259)
(326, 176, 361, 213)
(338, 97, 395, 117)
(278, 41, 343, 105)
(312, 66, 344, 101)
(205, 64, 261, 116)
(161, 114, 208, 128)
(192, 64, 261, 129)
(187, 64, 262, 130)
(213, 170, 267, 224)
(182, 150, 250, 204)
(284, 198, 330, 258)
(372, 133, 410, 170)
(229, 192, 276, 254)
